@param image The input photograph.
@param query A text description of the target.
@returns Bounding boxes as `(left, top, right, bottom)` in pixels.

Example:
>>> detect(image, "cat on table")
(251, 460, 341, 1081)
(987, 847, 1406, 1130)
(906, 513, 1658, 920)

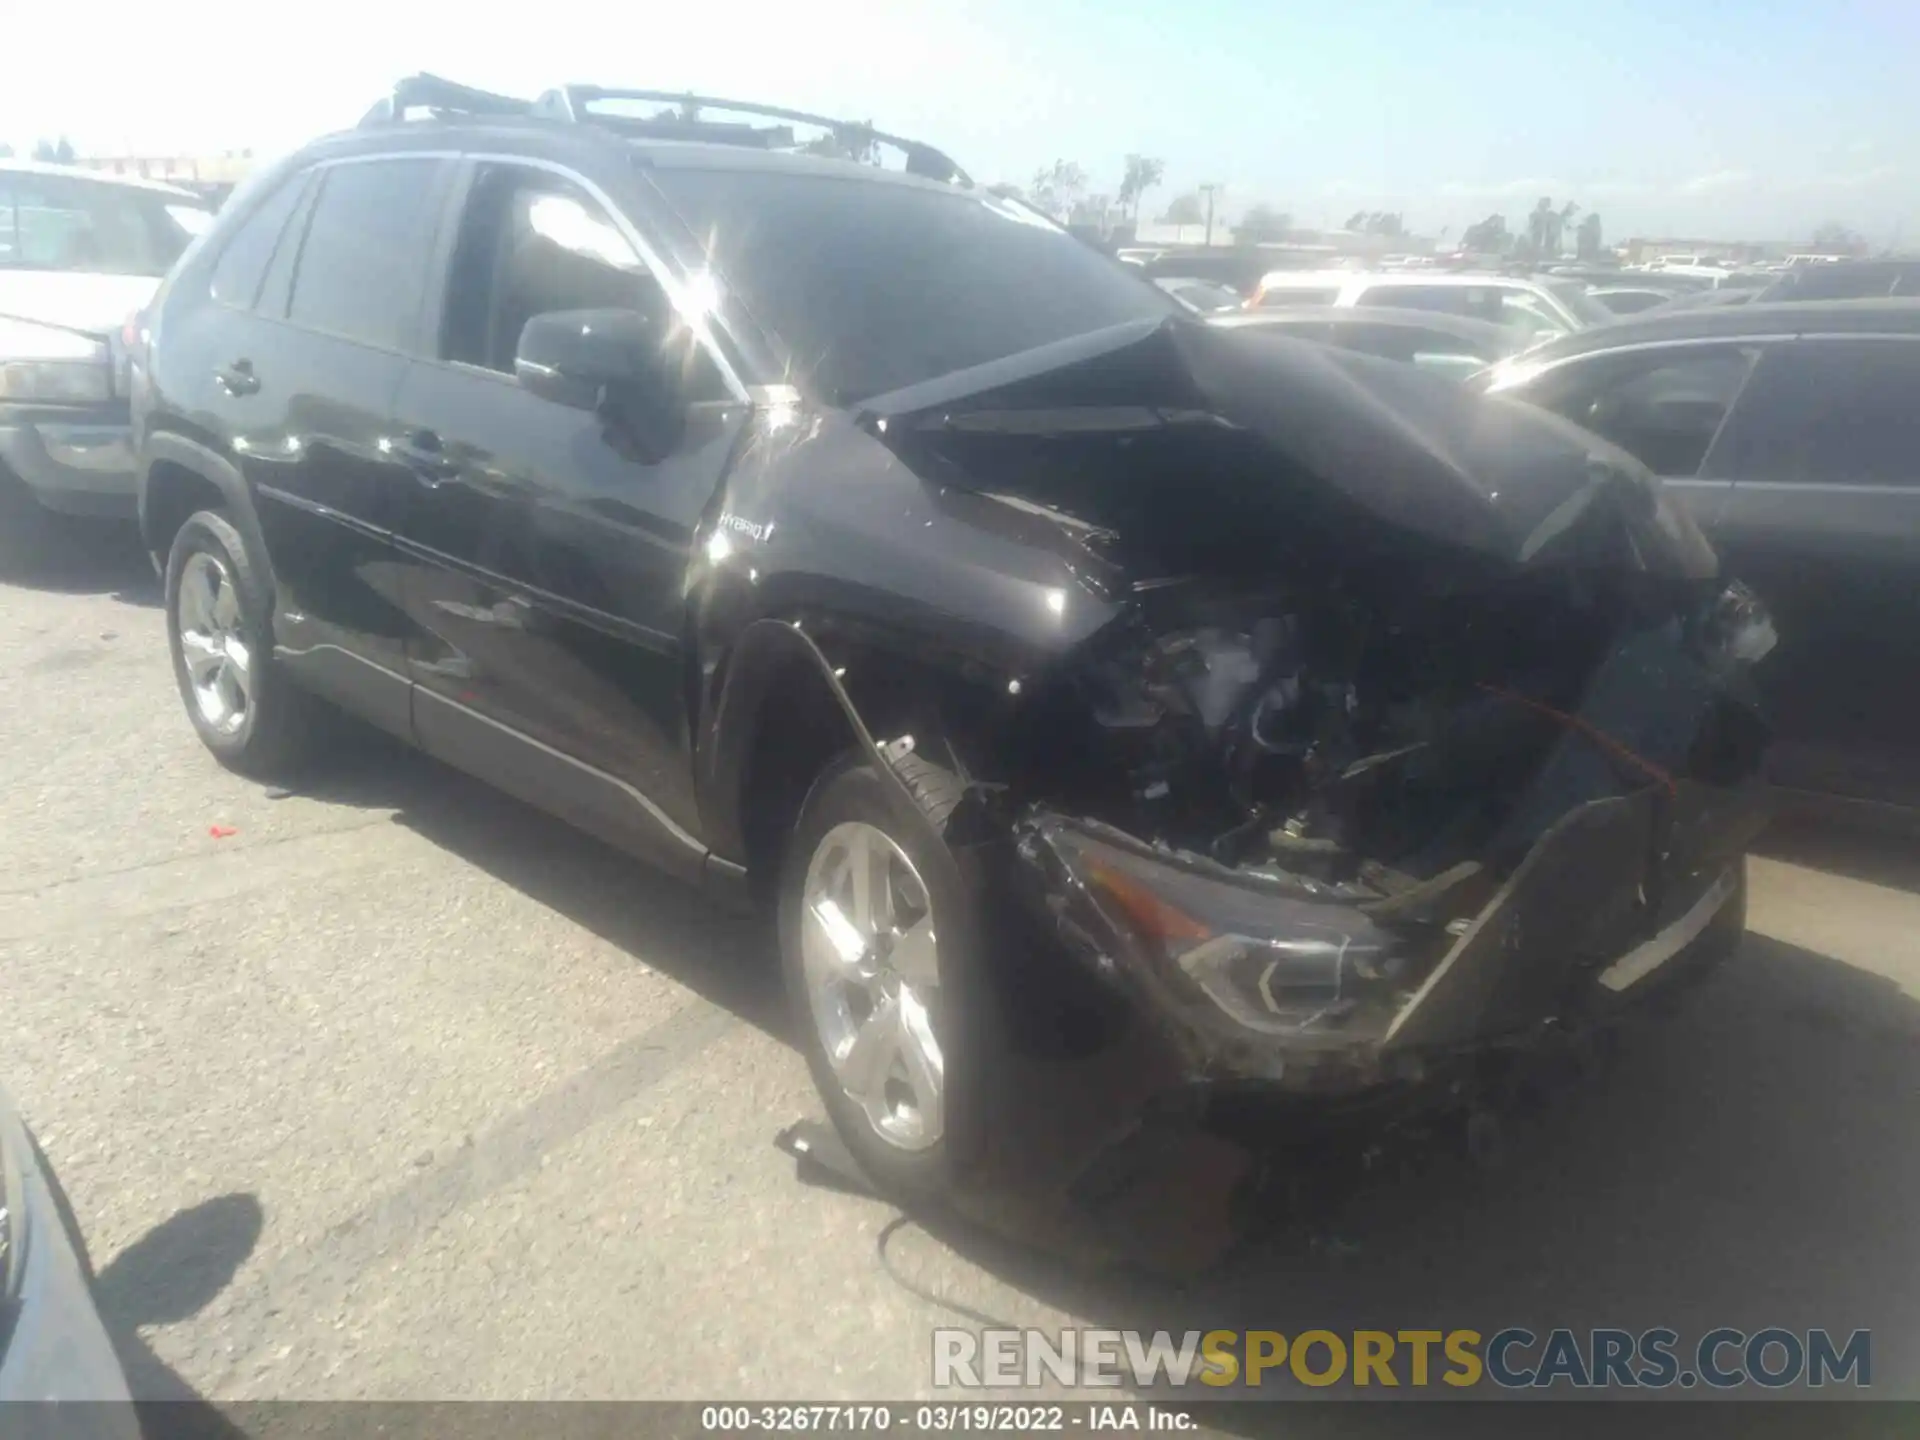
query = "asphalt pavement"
(2, 516, 1917, 1414)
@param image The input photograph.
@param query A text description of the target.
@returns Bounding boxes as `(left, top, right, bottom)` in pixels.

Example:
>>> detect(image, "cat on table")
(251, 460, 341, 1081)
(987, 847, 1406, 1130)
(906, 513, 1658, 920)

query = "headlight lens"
(1037, 820, 1406, 1035)
(0, 317, 112, 404)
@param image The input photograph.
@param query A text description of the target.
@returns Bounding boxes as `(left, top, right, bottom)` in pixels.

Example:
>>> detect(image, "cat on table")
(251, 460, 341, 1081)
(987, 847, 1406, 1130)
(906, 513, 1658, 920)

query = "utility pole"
(1199, 183, 1221, 247)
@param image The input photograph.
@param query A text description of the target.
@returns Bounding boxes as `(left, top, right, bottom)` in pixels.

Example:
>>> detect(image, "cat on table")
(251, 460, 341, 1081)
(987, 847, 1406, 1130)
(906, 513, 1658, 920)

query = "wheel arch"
(700, 619, 998, 897)
(140, 434, 275, 595)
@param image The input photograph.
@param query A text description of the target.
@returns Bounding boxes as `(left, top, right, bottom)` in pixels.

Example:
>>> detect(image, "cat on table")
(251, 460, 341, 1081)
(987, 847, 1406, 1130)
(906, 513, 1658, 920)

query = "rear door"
(388, 159, 749, 875)
(1700, 336, 1920, 803)
(229, 154, 456, 730)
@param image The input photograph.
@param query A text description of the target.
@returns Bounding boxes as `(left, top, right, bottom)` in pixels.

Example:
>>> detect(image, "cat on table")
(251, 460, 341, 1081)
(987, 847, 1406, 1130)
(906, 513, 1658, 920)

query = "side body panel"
(1702, 336, 1920, 805)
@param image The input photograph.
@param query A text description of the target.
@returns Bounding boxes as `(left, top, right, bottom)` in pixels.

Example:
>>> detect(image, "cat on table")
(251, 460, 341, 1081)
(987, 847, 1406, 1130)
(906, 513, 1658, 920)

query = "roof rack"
(359, 74, 537, 127)
(357, 75, 970, 186)
(536, 87, 970, 185)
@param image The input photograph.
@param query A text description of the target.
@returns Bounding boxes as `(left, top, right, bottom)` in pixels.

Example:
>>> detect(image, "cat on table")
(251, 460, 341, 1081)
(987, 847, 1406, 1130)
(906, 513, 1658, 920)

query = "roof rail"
(357, 76, 970, 185)
(359, 74, 535, 128)
(534, 86, 971, 185)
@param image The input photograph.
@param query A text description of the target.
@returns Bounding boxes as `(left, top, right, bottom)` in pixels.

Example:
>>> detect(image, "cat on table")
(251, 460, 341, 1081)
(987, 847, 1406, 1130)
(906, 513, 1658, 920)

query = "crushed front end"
(859, 321, 1778, 1202)
(1005, 577, 1774, 1105)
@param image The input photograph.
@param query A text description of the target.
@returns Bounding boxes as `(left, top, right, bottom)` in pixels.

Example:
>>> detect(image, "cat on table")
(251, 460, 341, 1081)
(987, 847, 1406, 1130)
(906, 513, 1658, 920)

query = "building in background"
(72, 153, 254, 204)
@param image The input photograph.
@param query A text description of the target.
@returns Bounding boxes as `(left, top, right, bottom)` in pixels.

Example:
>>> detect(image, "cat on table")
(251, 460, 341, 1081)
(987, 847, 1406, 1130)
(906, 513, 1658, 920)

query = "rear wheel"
(779, 750, 982, 1205)
(165, 510, 316, 777)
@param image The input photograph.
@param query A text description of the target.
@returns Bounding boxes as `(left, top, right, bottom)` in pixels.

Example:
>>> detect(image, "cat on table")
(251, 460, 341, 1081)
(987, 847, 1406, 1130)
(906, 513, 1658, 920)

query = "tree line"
(0, 138, 79, 162)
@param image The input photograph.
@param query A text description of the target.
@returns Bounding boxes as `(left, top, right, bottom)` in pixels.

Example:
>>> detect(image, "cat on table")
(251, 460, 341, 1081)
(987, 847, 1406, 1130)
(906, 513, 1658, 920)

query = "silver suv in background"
(1248, 268, 1615, 343)
(0, 162, 215, 529)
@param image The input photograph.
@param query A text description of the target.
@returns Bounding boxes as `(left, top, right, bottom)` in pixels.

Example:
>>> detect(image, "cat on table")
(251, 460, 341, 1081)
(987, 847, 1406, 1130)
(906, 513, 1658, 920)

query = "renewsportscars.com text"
(933, 1327, 1871, 1391)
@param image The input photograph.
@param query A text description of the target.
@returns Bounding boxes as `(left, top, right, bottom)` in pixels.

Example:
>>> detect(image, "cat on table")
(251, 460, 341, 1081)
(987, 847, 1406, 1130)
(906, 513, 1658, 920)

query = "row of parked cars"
(1125, 250, 1919, 816)
(0, 76, 1905, 1397)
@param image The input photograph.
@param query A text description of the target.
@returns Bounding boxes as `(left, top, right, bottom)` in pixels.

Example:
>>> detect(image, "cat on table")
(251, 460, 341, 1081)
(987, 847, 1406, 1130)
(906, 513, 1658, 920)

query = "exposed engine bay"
(996, 559, 1773, 1081)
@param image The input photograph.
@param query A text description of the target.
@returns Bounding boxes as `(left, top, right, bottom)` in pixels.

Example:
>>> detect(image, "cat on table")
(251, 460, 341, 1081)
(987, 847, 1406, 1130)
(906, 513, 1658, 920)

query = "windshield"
(646, 168, 1175, 404)
(0, 173, 212, 277)
(1544, 278, 1617, 328)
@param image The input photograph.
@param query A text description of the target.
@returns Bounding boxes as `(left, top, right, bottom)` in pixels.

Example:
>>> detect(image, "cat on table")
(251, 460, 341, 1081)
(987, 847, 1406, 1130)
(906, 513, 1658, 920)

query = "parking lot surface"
(3, 527, 1918, 1409)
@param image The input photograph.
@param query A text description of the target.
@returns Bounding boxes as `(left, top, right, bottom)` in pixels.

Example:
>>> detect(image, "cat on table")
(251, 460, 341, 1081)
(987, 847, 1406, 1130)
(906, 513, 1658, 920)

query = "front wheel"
(778, 750, 984, 1205)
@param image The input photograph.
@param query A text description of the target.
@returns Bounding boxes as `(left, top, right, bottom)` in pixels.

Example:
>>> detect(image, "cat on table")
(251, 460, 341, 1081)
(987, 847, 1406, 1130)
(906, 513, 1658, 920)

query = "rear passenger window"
(1529, 347, 1757, 477)
(1714, 340, 1920, 486)
(286, 159, 450, 352)
(210, 173, 308, 309)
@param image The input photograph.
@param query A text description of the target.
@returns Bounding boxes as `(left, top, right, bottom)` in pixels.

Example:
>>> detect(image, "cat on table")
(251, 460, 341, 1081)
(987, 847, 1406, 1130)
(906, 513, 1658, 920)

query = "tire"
(164, 509, 315, 777)
(778, 748, 984, 1207)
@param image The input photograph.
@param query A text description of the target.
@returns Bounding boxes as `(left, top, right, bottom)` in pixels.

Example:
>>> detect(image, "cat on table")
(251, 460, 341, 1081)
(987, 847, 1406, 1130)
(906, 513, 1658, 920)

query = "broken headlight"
(1028, 818, 1406, 1036)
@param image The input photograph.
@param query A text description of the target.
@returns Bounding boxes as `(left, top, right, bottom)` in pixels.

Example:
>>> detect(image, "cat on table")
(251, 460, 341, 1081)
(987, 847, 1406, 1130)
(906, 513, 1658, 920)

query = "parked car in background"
(1480, 299, 1920, 811)
(1247, 269, 1614, 342)
(0, 161, 216, 529)
(0, 1083, 138, 1420)
(1139, 247, 1280, 298)
(1652, 288, 1760, 313)
(133, 74, 1771, 1205)
(1152, 275, 1245, 313)
(1755, 259, 1920, 303)
(1587, 285, 1683, 315)
(1211, 304, 1526, 378)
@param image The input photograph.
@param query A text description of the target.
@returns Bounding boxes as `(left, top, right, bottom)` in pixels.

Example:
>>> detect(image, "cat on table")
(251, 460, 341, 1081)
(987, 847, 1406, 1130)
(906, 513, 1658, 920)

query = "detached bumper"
(0, 402, 138, 520)
(1014, 775, 1768, 1100)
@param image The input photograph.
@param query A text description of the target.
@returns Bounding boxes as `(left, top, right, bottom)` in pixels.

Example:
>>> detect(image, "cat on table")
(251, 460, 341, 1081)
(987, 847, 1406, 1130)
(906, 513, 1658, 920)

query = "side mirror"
(513, 307, 672, 410)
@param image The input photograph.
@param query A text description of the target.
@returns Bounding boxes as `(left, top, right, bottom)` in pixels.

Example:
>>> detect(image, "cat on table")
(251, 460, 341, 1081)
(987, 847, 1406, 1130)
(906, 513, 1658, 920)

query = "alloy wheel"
(175, 550, 254, 735)
(799, 820, 946, 1151)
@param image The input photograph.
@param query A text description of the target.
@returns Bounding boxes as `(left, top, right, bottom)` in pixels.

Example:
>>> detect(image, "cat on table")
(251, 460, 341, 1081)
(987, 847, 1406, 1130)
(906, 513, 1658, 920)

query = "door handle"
(392, 429, 460, 486)
(214, 359, 260, 397)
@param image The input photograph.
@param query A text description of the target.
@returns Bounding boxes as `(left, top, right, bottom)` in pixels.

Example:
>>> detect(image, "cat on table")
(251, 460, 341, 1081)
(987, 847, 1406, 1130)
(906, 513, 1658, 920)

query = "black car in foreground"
(1480, 299, 1920, 814)
(133, 76, 1772, 1204)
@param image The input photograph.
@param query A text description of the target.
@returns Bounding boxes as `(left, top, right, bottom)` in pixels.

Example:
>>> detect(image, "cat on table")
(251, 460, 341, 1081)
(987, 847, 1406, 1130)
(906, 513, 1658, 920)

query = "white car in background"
(0, 161, 214, 528)
(1246, 268, 1615, 342)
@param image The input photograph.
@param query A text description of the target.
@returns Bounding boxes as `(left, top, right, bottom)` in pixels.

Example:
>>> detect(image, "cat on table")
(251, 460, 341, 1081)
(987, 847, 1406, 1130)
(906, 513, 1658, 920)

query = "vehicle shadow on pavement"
(254, 742, 1920, 1415)
(896, 931, 1920, 1419)
(0, 495, 159, 608)
(285, 730, 789, 1039)
(92, 1192, 263, 1433)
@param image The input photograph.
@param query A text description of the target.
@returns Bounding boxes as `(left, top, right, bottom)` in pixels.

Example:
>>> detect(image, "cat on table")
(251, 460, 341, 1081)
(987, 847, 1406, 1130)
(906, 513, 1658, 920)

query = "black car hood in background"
(859, 317, 1718, 579)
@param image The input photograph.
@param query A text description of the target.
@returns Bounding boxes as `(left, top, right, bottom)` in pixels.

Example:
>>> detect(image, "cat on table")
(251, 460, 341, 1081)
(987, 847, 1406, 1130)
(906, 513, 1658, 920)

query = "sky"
(5, 0, 1917, 245)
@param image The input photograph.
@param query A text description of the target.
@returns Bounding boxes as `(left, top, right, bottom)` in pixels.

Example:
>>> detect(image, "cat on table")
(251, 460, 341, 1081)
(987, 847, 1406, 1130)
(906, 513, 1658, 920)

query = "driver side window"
(440, 164, 725, 398)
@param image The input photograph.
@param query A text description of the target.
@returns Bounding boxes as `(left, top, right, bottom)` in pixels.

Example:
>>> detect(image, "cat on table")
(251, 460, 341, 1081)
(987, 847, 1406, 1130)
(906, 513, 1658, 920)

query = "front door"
(389, 161, 748, 876)
(1700, 337, 1920, 805)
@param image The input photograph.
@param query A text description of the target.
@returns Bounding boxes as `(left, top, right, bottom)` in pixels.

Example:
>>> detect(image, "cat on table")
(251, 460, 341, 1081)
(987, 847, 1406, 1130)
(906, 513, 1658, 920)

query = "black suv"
(133, 76, 1774, 1203)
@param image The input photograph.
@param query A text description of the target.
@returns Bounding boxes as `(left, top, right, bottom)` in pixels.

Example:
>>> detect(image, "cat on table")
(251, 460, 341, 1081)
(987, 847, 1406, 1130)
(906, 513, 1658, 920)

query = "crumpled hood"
(858, 316, 1718, 579)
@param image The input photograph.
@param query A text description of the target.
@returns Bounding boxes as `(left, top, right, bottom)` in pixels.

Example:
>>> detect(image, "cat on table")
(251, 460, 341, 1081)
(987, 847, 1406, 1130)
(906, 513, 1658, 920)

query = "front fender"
(696, 617, 911, 864)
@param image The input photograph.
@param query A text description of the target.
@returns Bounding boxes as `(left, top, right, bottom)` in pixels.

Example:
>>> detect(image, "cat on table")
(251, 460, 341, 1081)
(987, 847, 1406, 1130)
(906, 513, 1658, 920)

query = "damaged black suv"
(132, 76, 1775, 1204)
